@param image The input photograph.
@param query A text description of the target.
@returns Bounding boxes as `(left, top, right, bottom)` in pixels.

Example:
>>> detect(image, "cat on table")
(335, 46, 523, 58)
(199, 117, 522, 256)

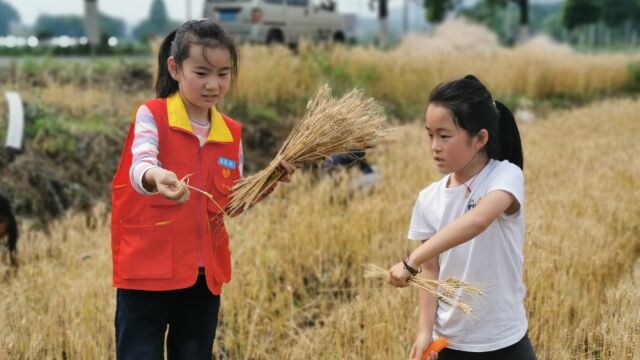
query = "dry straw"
(228, 85, 388, 214)
(178, 173, 227, 213)
(365, 264, 482, 315)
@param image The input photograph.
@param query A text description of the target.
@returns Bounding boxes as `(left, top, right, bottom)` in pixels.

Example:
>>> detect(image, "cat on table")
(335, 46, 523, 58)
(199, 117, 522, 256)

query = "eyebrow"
(425, 126, 452, 132)
(193, 65, 232, 71)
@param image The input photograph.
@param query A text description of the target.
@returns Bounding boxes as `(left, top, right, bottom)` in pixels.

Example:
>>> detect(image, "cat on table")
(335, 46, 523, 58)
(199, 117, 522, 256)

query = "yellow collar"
(166, 92, 233, 143)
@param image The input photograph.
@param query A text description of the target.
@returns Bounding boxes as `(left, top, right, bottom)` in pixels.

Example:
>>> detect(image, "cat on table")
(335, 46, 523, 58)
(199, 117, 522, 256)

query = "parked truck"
(203, 0, 346, 46)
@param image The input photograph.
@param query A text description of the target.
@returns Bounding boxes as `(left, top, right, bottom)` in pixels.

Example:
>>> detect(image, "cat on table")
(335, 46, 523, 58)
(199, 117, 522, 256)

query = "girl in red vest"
(111, 20, 293, 359)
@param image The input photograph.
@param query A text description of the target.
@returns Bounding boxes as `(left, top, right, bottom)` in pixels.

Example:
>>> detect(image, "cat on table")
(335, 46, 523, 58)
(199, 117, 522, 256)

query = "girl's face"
(168, 45, 232, 117)
(425, 103, 486, 174)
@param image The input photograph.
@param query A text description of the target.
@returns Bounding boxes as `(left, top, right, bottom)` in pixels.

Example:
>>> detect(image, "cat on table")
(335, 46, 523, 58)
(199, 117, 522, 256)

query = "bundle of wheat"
(227, 85, 388, 214)
(365, 264, 482, 315)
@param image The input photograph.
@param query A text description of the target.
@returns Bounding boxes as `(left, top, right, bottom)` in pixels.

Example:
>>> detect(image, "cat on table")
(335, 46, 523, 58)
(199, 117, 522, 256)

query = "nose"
(431, 138, 442, 153)
(204, 79, 218, 92)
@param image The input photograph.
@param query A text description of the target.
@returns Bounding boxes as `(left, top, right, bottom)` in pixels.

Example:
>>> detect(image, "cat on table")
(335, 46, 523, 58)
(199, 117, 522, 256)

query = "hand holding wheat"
(145, 167, 190, 203)
(366, 264, 482, 315)
(227, 85, 388, 214)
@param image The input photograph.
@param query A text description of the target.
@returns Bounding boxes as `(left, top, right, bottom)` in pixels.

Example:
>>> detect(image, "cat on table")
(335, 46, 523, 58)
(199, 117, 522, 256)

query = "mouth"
(202, 94, 218, 100)
(433, 157, 445, 166)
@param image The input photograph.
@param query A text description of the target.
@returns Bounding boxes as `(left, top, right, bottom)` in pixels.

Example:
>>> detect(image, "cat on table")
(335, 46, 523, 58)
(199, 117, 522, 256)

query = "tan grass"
(233, 19, 635, 110)
(1, 97, 638, 360)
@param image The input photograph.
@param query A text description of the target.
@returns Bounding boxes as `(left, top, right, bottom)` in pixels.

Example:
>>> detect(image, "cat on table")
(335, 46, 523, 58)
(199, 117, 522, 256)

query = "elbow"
(420, 257, 440, 277)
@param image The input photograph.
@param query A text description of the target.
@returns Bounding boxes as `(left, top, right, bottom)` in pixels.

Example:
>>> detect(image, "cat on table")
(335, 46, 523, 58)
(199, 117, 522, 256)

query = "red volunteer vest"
(111, 93, 242, 295)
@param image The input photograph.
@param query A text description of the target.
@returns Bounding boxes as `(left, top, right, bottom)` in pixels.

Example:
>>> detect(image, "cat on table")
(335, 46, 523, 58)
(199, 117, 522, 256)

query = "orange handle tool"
(419, 337, 448, 360)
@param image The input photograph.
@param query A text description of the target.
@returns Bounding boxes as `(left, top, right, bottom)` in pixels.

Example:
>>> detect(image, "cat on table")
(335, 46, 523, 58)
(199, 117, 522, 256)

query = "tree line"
(0, 0, 177, 40)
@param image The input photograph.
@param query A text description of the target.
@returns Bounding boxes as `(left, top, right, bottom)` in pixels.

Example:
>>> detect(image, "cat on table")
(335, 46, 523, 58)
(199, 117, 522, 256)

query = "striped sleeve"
(129, 105, 161, 195)
(239, 140, 244, 177)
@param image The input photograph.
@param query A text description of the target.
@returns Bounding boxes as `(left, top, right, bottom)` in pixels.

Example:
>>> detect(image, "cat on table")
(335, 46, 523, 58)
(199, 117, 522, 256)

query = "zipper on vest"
(197, 145, 204, 268)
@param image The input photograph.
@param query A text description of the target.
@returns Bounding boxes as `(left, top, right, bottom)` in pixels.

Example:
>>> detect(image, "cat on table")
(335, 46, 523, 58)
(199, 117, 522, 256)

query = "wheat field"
(2, 19, 635, 128)
(234, 20, 634, 110)
(1, 94, 638, 359)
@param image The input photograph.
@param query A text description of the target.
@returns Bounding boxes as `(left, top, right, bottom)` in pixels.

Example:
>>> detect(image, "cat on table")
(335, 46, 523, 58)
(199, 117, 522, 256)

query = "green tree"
(600, 0, 634, 27)
(35, 15, 85, 37)
(34, 14, 125, 38)
(133, 0, 177, 40)
(0, 0, 21, 36)
(563, 0, 600, 29)
(423, 0, 456, 23)
(486, 0, 529, 27)
(99, 13, 126, 38)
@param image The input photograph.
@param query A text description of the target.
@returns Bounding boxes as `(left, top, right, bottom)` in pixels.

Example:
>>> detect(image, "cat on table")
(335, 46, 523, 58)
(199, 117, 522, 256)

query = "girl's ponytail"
(494, 101, 523, 170)
(155, 30, 178, 98)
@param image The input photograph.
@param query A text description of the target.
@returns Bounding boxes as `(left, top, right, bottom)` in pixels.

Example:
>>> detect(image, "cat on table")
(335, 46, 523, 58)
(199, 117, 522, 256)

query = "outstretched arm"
(389, 189, 519, 287)
(227, 160, 298, 217)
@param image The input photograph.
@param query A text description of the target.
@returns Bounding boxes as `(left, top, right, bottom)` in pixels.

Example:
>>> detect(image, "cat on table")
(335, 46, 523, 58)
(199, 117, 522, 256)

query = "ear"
(475, 129, 489, 149)
(167, 57, 180, 81)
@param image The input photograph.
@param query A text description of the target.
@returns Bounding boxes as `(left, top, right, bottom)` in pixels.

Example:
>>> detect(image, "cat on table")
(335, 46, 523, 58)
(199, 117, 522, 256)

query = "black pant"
(115, 275, 220, 360)
(439, 333, 537, 360)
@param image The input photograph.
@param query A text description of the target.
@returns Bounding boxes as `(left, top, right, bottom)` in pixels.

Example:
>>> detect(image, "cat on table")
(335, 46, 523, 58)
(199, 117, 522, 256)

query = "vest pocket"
(212, 175, 235, 196)
(147, 194, 186, 208)
(118, 220, 174, 279)
(207, 176, 236, 213)
(208, 215, 232, 284)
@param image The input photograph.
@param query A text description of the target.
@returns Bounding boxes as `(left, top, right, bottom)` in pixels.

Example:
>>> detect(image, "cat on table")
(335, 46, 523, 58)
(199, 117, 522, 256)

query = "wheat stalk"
(227, 84, 388, 213)
(178, 173, 228, 214)
(365, 264, 482, 315)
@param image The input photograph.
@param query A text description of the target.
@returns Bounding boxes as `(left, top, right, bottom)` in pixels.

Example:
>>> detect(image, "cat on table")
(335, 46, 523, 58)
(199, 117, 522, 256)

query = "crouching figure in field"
(0, 194, 18, 267)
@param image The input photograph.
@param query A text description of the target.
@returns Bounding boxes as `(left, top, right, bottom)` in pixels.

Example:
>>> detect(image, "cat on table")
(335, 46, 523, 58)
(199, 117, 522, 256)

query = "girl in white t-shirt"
(388, 75, 536, 360)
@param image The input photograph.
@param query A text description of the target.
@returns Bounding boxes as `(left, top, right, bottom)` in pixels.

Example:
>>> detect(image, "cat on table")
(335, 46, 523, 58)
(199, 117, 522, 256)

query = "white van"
(203, 0, 346, 46)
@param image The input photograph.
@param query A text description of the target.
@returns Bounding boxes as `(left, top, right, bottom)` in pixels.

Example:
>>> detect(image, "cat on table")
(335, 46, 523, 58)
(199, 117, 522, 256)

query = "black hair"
(428, 74, 523, 169)
(156, 20, 239, 98)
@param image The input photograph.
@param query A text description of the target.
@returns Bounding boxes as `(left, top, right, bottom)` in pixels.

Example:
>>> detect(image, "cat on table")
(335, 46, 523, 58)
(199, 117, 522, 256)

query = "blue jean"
(115, 275, 220, 360)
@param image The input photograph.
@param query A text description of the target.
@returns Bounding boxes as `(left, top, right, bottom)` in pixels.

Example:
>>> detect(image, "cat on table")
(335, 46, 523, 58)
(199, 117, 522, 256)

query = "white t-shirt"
(408, 159, 527, 352)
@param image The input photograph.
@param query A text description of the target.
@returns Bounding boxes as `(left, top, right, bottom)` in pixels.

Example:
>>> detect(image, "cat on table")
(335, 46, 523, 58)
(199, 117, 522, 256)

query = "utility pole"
(186, 0, 192, 20)
(403, 0, 409, 34)
(84, 0, 101, 56)
(370, 0, 389, 47)
(516, 0, 529, 42)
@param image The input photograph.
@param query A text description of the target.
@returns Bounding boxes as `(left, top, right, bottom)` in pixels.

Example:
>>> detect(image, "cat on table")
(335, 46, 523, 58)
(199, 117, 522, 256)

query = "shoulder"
(486, 160, 525, 207)
(134, 104, 157, 127)
(134, 98, 166, 122)
(417, 176, 445, 202)
(220, 112, 243, 132)
(143, 97, 166, 112)
(490, 160, 523, 183)
(135, 104, 152, 117)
